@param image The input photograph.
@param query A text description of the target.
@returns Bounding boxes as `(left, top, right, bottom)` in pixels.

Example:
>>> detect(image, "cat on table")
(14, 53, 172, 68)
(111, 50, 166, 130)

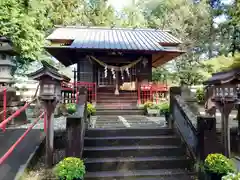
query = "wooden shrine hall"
(45, 26, 184, 108)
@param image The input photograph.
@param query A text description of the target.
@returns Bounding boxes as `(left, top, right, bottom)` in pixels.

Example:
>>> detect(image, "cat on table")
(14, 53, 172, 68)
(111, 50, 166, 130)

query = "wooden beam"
(152, 52, 183, 67)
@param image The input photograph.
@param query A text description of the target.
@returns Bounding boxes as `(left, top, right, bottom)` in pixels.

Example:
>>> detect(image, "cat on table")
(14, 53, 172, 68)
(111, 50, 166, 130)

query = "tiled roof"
(204, 69, 240, 85)
(47, 26, 182, 52)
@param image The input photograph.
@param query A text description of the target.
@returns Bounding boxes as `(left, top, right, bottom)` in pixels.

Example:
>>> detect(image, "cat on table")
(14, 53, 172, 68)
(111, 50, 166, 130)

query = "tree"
(84, 0, 117, 26)
(140, 0, 212, 85)
(119, 0, 147, 27)
(0, 0, 45, 63)
(228, 0, 240, 56)
(0, 0, 118, 69)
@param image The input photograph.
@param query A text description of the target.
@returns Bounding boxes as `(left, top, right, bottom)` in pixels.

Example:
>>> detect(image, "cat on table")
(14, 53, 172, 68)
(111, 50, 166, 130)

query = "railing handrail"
(0, 112, 44, 165)
(171, 94, 198, 160)
(0, 98, 37, 130)
(173, 95, 198, 135)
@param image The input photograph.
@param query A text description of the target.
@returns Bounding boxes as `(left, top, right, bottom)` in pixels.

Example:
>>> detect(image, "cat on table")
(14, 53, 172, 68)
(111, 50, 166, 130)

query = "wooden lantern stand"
(213, 97, 236, 157)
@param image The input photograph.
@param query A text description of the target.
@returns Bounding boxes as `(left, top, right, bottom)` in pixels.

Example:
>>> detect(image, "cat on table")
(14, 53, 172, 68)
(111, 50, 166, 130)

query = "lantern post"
(211, 85, 237, 157)
(28, 61, 70, 167)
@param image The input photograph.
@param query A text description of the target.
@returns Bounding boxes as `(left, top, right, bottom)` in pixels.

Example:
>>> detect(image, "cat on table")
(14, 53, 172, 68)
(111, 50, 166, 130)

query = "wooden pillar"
(73, 68, 76, 103)
(66, 87, 87, 158)
(44, 101, 57, 167)
(216, 102, 234, 158)
(197, 116, 223, 160)
(114, 72, 119, 95)
(77, 62, 80, 82)
(169, 87, 182, 129)
(237, 105, 240, 152)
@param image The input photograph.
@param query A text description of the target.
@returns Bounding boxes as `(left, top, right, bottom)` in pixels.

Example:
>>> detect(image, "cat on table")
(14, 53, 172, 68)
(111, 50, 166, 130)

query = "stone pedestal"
(0, 87, 26, 125)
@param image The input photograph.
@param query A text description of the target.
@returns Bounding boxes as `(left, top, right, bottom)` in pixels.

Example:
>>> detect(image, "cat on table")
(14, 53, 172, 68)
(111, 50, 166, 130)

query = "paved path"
(92, 115, 166, 129)
(0, 117, 66, 180)
(0, 129, 44, 180)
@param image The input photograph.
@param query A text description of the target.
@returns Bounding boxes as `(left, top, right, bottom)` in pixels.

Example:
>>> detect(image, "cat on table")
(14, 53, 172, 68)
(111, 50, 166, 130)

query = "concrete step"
(85, 169, 195, 180)
(83, 145, 185, 158)
(84, 136, 181, 147)
(84, 156, 192, 172)
(85, 128, 174, 137)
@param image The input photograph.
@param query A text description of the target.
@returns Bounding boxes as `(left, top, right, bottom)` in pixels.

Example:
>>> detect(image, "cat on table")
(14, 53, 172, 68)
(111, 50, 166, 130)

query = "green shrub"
(222, 172, 240, 180)
(195, 88, 205, 104)
(54, 157, 85, 180)
(143, 101, 153, 110)
(204, 153, 235, 175)
(87, 103, 96, 116)
(143, 101, 161, 109)
(65, 103, 77, 114)
(159, 102, 170, 114)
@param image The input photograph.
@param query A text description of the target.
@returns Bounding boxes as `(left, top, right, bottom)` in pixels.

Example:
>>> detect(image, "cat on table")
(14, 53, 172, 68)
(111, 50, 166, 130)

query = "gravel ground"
(9, 116, 67, 131)
(21, 149, 65, 180)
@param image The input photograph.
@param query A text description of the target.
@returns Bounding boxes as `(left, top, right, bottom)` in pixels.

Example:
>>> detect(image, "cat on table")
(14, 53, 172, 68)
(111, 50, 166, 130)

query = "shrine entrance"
(97, 64, 137, 91)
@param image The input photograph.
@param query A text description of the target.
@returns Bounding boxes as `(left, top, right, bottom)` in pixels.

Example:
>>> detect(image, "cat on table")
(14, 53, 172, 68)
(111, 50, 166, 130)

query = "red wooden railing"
(0, 88, 46, 165)
(138, 83, 168, 104)
(61, 81, 96, 103)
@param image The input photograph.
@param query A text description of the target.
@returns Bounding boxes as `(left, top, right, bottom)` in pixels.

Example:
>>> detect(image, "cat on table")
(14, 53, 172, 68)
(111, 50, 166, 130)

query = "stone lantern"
(28, 60, 70, 167)
(204, 69, 240, 157)
(0, 37, 26, 126)
(0, 36, 16, 88)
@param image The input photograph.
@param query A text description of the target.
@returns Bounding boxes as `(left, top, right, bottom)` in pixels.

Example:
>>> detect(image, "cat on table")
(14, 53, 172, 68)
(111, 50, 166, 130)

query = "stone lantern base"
(0, 87, 27, 125)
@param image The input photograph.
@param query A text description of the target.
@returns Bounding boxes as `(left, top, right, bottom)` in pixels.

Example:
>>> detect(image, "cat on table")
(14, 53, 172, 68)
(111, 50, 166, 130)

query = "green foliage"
(65, 103, 77, 114)
(159, 102, 170, 114)
(0, 0, 45, 64)
(143, 101, 154, 110)
(228, 55, 240, 69)
(54, 157, 86, 180)
(204, 153, 236, 175)
(195, 88, 205, 104)
(87, 103, 96, 116)
(152, 67, 168, 82)
(222, 172, 240, 180)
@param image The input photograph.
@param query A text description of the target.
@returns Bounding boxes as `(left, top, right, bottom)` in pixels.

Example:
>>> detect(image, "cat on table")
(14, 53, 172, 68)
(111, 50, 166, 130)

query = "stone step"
(96, 109, 144, 116)
(97, 95, 137, 100)
(96, 99, 137, 103)
(83, 145, 185, 158)
(84, 136, 181, 147)
(94, 125, 126, 129)
(96, 104, 137, 110)
(84, 156, 192, 172)
(85, 128, 174, 137)
(85, 169, 195, 180)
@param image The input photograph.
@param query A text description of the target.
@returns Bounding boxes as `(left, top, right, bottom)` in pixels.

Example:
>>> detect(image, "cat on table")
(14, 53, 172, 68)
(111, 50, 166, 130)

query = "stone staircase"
(93, 115, 165, 129)
(83, 128, 195, 180)
(96, 91, 143, 115)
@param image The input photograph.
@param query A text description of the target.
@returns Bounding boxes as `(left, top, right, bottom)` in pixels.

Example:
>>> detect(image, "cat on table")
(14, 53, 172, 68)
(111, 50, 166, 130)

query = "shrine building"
(45, 26, 184, 108)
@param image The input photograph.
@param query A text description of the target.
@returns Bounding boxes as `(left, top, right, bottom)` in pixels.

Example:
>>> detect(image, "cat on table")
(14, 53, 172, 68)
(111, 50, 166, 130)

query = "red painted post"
(138, 85, 141, 104)
(94, 82, 97, 103)
(2, 88, 7, 131)
(150, 86, 153, 102)
(76, 92, 79, 104)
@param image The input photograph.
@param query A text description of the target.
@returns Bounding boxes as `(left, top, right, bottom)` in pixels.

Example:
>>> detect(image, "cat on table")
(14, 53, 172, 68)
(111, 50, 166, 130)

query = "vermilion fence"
(138, 83, 168, 104)
(61, 81, 96, 103)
